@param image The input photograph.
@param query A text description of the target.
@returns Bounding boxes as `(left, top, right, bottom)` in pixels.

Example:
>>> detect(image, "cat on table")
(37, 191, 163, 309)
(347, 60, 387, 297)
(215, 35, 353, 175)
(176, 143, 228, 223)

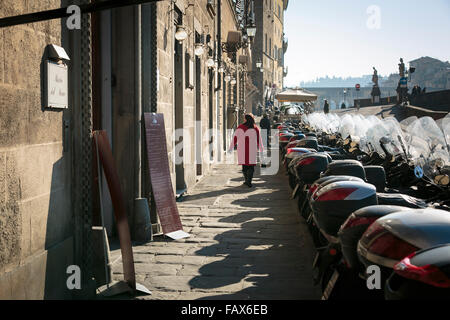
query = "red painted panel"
(144, 113, 184, 234)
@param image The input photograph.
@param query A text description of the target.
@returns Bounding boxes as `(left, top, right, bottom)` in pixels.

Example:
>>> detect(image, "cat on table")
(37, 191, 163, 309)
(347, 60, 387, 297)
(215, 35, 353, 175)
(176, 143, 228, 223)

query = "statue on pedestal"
(371, 67, 381, 104)
(372, 67, 379, 87)
(397, 58, 408, 105)
(399, 58, 406, 78)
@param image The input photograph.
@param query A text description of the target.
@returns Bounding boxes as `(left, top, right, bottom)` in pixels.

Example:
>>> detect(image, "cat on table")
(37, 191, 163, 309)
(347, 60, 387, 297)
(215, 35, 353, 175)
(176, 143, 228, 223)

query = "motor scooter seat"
(376, 193, 428, 209)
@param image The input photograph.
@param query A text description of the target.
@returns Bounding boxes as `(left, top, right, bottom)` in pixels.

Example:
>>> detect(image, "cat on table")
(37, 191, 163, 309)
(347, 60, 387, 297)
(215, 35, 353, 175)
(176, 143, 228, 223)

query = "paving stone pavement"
(109, 162, 321, 300)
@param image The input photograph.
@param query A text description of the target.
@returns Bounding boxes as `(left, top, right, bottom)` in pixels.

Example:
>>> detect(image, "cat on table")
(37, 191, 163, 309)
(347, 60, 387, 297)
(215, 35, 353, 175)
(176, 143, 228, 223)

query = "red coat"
(229, 124, 264, 166)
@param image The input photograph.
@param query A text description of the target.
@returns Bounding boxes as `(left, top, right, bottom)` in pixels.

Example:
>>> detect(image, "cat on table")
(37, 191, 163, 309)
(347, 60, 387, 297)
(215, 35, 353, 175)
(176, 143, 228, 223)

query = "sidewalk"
(110, 162, 321, 300)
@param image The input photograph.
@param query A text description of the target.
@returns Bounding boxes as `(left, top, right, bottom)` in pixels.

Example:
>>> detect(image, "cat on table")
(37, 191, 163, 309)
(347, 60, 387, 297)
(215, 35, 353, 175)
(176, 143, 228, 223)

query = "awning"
(275, 88, 318, 103)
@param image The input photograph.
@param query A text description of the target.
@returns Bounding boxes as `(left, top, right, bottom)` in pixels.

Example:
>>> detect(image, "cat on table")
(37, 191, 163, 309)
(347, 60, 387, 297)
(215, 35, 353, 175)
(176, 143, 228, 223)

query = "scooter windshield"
(380, 117, 407, 157)
(338, 114, 356, 139)
(406, 117, 450, 180)
(365, 122, 390, 157)
(441, 113, 450, 154)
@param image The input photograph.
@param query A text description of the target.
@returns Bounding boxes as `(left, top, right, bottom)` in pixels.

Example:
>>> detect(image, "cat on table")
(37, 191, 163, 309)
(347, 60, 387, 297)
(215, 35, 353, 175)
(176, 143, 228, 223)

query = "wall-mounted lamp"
(256, 60, 262, 69)
(218, 66, 225, 73)
(175, 25, 188, 41)
(194, 43, 205, 56)
(246, 25, 257, 38)
(206, 58, 215, 68)
(225, 75, 231, 82)
(230, 78, 237, 85)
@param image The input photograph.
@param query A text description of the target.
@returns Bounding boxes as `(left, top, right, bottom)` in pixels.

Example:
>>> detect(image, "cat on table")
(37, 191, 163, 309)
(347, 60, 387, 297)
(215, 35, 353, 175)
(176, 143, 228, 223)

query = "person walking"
(259, 113, 271, 149)
(229, 114, 263, 188)
(324, 99, 330, 114)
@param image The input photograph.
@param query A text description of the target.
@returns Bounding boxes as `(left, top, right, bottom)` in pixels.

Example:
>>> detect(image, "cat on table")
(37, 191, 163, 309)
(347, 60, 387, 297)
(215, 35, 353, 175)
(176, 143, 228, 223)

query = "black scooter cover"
(312, 181, 377, 237)
(294, 153, 330, 184)
(322, 160, 366, 180)
(368, 209, 450, 250)
(338, 205, 411, 269)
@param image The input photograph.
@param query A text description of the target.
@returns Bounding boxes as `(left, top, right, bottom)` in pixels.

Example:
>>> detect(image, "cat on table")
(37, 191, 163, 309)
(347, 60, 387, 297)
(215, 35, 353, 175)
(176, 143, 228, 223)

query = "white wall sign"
(46, 61, 68, 109)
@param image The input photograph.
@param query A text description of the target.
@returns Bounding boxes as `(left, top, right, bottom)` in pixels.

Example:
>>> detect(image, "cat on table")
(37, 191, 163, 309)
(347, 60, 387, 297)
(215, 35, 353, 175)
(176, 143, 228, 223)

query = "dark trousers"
(262, 129, 271, 148)
(242, 165, 255, 184)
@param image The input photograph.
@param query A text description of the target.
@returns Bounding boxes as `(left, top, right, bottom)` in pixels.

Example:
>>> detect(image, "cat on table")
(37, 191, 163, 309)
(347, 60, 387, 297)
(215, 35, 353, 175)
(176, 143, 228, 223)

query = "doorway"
(174, 10, 186, 193)
(208, 69, 214, 162)
(195, 34, 202, 176)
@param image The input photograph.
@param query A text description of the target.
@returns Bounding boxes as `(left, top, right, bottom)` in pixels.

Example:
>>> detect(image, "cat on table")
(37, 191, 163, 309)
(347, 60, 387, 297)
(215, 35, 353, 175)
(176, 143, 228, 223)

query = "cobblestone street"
(111, 162, 321, 300)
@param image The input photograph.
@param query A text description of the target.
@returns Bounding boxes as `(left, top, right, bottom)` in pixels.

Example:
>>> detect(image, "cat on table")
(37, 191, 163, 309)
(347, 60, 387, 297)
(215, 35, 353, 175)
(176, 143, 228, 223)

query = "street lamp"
(256, 59, 262, 69)
(246, 24, 257, 38)
(230, 78, 237, 85)
(175, 25, 188, 41)
(206, 57, 215, 68)
(194, 43, 205, 56)
(225, 75, 231, 82)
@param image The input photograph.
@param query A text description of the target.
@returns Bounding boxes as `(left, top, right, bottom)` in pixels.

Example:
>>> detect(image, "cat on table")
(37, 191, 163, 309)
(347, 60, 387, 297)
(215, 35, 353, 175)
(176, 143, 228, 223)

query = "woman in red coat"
(229, 114, 264, 187)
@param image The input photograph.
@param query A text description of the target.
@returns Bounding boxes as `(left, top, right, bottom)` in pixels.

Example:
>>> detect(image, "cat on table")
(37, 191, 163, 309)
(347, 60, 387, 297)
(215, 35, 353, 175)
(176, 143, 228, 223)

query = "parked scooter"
(385, 244, 450, 300)
(357, 208, 450, 289)
(279, 112, 450, 300)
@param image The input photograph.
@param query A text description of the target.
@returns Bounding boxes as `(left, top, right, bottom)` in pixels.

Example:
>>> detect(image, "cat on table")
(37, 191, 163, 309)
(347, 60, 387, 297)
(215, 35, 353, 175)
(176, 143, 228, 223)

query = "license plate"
(321, 270, 339, 300)
(291, 183, 300, 199)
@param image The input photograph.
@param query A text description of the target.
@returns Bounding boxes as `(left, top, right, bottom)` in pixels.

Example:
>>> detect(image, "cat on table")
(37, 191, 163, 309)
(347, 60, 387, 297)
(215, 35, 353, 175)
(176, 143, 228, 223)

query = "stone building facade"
(0, 1, 74, 299)
(250, 0, 288, 113)
(0, 0, 250, 299)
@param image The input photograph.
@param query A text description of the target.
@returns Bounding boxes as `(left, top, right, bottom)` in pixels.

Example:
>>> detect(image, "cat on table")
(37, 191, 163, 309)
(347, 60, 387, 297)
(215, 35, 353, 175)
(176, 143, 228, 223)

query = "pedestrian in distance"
(229, 114, 264, 188)
(324, 99, 330, 114)
(260, 113, 271, 149)
(411, 85, 418, 97)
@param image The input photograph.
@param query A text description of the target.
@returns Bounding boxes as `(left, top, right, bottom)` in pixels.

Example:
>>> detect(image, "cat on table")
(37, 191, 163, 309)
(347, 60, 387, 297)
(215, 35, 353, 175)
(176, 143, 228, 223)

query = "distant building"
(250, 0, 289, 111)
(382, 56, 450, 91)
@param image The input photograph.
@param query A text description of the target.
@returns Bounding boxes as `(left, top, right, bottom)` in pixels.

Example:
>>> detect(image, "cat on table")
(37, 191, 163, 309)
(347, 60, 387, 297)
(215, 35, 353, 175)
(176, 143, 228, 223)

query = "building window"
(269, 38, 272, 56)
(265, 34, 267, 53)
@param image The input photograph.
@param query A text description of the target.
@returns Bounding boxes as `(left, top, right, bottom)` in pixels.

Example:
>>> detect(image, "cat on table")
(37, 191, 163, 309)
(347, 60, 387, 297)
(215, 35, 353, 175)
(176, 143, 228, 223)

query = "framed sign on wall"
(46, 60, 68, 109)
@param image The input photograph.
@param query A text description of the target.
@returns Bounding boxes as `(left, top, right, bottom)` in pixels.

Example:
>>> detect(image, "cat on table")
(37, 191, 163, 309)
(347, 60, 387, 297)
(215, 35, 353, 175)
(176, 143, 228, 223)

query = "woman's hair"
(244, 113, 255, 128)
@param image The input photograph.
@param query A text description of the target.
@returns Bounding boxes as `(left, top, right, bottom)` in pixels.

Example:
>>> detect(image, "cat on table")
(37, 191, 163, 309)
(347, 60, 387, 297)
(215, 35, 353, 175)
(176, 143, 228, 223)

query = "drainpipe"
(216, 0, 222, 91)
(135, 5, 142, 199)
(77, 0, 95, 299)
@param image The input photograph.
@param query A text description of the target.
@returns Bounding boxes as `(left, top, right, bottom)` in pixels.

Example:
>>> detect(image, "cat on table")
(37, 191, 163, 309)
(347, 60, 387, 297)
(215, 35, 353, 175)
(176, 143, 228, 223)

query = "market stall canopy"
(275, 88, 318, 103)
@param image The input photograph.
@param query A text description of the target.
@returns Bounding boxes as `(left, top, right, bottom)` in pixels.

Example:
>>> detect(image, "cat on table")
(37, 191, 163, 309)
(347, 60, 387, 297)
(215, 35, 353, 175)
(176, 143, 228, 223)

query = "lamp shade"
(246, 26, 257, 37)
(194, 44, 204, 56)
(175, 25, 188, 41)
(206, 58, 215, 68)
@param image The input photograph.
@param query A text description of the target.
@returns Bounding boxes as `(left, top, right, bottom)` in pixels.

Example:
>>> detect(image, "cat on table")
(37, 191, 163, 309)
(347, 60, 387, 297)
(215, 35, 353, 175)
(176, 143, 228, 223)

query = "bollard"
(133, 198, 153, 243)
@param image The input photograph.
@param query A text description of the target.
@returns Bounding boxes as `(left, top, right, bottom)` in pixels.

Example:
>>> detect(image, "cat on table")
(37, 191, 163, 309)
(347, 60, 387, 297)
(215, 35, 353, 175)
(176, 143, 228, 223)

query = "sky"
(284, 0, 450, 86)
